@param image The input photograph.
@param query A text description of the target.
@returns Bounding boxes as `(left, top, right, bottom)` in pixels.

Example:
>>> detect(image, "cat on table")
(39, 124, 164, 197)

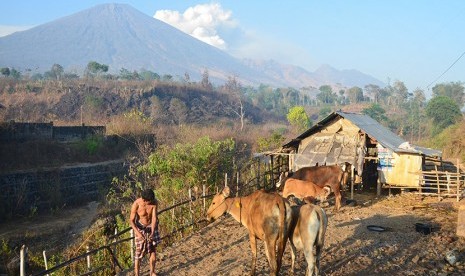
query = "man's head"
(141, 189, 155, 202)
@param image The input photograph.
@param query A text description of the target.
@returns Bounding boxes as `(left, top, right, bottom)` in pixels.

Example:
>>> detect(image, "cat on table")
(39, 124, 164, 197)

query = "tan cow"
(206, 186, 291, 276)
(282, 178, 331, 204)
(288, 202, 328, 276)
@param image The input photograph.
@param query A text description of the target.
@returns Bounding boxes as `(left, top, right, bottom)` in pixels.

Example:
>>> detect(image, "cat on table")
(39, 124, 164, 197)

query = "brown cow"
(282, 178, 331, 204)
(206, 186, 291, 276)
(277, 164, 348, 210)
(288, 202, 328, 276)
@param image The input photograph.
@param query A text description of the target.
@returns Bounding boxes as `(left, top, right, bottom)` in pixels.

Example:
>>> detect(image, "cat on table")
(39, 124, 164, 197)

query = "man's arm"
(130, 200, 143, 238)
(150, 203, 158, 237)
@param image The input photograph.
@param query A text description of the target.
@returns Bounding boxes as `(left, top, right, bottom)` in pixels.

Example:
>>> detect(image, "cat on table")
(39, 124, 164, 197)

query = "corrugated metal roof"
(336, 111, 407, 152)
(282, 111, 442, 157)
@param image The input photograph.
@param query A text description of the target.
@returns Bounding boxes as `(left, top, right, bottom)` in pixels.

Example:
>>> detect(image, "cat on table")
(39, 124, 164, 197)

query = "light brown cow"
(288, 202, 328, 276)
(282, 178, 331, 204)
(206, 186, 291, 276)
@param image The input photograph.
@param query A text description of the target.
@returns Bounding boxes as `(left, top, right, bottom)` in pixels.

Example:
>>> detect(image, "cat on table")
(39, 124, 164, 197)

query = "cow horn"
(222, 186, 231, 198)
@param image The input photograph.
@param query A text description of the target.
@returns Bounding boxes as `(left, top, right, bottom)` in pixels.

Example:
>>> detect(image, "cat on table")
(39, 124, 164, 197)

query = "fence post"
(113, 228, 118, 258)
(130, 229, 134, 264)
(224, 173, 228, 187)
(86, 245, 91, 272)
(203, 184, 206, 212)
(20, 245, 26, 276)
(43, 250, 50, 276)
(236, 172, 239, 197)
(271, 155, 274, 189)
(189, 188, 193, 225)
(257, 160, 260, 189)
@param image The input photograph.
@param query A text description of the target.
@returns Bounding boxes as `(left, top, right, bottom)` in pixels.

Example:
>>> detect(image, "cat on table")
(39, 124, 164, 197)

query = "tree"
(425, 96, 462, 135)
(362, 103, 388, 123)
(364, 84, 382, 103)
(223, 76, 245, 131)
(51, 64, 64, 80)
(392, 80, 408, 107)
(85, 61, 109, 78)
(432, 82, 465, 107)
(201, 69, 213, 91)
(347, 86, 364, 104)
(287, 106, 311, 133)
(316, 85, 336, 104)
(0, 67, 10, 77)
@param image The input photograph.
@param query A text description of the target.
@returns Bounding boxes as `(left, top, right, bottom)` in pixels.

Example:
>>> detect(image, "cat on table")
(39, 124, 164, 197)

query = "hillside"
(0, 79, 274, 126)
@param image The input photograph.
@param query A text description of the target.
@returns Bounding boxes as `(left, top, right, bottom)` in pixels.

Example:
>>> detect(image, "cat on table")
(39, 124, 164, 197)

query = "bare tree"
(223, 76, 245, 131)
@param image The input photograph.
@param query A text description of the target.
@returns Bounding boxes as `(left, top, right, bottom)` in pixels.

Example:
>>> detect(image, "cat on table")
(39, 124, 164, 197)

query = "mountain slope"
(0, 3, 281, 86)
(0, 3, 384, 89)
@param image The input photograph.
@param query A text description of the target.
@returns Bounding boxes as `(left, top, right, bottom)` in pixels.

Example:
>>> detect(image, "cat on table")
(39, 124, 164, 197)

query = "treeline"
(1, 61, 464, 146)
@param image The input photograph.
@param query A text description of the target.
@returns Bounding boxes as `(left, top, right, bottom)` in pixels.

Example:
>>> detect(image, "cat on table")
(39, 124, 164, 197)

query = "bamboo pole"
(130, 229, 134, 264)
(236, 172, 239, 197)
(86, 245, 91, 271)
(435, 164, 440, 200)
(42, 250, 49, 276)
(203, 184, 206, 212)
(20, 245, 26, 276)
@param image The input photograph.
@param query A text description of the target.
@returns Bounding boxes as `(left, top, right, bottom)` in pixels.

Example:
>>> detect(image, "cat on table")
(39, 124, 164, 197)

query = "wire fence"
(20, 154, 288, 276)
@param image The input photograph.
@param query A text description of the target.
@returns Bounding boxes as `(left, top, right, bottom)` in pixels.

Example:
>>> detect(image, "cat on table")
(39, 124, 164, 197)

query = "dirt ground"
(3, 191, 465, 276)
(126, 191, 465, 276)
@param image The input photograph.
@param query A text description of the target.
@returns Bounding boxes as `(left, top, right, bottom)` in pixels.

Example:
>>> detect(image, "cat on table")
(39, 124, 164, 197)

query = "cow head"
(317, 186, 331, 201)
(276, 171, 290, 188)
(206, 186, 231, 222)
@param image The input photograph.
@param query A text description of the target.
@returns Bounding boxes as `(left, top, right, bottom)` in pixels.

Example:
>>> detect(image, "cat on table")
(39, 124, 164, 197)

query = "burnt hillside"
(0, 80, 277, 125)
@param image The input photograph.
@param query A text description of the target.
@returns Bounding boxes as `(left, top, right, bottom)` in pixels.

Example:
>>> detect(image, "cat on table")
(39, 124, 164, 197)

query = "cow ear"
(323, 186, 331, 196)
(222, 186, 231, 198)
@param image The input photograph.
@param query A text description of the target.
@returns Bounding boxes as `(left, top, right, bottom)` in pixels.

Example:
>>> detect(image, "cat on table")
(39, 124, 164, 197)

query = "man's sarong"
(134, 221, 161, 260)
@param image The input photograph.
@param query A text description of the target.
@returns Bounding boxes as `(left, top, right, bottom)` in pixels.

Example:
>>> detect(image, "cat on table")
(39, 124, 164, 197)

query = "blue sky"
(1, 1, 465, 97)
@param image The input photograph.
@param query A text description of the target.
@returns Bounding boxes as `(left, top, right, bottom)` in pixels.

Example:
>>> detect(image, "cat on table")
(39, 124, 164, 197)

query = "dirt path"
(125, 192, 465, 276)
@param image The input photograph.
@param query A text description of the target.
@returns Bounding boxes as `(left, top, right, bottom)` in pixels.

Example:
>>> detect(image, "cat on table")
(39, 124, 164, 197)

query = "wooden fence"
(20, 154, 288, 276)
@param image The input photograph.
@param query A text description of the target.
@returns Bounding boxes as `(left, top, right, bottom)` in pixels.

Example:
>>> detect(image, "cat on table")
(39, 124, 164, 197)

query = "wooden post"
(351, 165, 355, 198)
(43, 250, 49, 276)
(435, 165, 440, 200)
(270, 155, 275, 189)
(224, 173, 228, 187)
(236, 172, 239, 197)
(130, 229, 134, 264)
(188, 188, 193, 224)
(20, 245, 26, 276)
(86, 245, 91, 271)
(257, 160, 261, 189)
(203, 184, 206, 212)
(113, 228, 118, 257)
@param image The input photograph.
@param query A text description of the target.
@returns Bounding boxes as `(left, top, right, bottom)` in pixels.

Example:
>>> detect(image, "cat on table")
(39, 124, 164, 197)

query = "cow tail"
(314, 205, 328, 255)
(276, 196, 287, 270)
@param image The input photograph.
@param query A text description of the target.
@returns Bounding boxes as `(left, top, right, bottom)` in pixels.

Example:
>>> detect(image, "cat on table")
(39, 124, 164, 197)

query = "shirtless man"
(130, 189, 161, 276)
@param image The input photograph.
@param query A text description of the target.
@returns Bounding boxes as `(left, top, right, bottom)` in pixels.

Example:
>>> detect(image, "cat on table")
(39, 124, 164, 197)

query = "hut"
(278, 111, 459, 197)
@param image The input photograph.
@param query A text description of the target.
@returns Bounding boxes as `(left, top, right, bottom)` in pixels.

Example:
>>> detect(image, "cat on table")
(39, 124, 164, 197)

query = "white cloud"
(154, 3, 236, 50)
(0, 25, 33, 37)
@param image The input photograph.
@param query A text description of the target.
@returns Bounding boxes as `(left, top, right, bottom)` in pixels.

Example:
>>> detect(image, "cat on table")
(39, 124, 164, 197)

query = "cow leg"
(303, 247, 316, 276)
(289, 238, 297, 275)
(263, 237, 278, 276)
(248, 234, 257, 276)
(334, 188, 342, 211)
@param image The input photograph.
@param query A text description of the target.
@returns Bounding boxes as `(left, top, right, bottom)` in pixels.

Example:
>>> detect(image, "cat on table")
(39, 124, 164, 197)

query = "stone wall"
(0, 160, 127, 219)
(0, 121, 105, 142)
